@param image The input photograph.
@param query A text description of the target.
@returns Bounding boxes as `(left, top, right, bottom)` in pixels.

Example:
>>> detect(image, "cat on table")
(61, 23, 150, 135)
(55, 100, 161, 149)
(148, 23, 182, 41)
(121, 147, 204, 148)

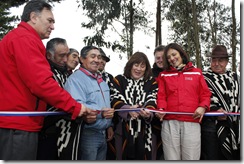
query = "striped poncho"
(203, 68, 240, 159)
(111, 75, 158, 160)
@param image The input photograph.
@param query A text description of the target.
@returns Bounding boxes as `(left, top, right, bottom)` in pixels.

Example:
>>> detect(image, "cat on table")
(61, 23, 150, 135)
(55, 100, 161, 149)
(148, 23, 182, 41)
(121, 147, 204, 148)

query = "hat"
(99, 48, 110, 62)
(207, 45, 231, 58)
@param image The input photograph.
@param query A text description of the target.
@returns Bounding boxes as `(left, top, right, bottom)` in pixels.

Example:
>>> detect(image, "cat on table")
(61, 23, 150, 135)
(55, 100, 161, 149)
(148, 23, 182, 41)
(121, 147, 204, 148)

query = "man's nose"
(50, 23, 55, 30)
(63, 56, 68, 63)
(215, 60, 220, 65)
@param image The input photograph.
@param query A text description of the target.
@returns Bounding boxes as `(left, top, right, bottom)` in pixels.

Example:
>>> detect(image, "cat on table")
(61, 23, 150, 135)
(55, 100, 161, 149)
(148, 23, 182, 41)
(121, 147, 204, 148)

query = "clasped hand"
(216, 108, 228, 120)
(78, 105, 114, 124)
(82, 110, 99, 124)
(129, 105, 151, 119)
(155, 108, 166, 121)
(101, 107, 115, 119)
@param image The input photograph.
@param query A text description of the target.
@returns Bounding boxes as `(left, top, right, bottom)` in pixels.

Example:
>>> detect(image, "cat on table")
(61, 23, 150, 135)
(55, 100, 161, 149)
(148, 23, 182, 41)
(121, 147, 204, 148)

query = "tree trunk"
(155, 0, 162, 46)
(128, 0, 134, 59)
(207, 0, 217, 45)
(231, 0, 236, 72)
(192, 0, 202, 69)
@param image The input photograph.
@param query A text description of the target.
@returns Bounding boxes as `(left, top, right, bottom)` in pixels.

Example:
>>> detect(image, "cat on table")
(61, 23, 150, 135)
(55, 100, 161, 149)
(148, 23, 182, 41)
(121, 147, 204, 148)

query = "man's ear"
(79, 57, 84, 64)
(46, 52, 52, 60)
(29, 12, 38, 24)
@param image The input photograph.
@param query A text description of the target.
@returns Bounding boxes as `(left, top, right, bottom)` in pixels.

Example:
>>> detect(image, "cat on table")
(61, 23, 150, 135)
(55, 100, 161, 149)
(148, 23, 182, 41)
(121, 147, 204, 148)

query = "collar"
(18, 21, 41, 40)
(130, 76, 144, 82)
(169, 62, 194, 72)
(79, 67, 103, 84)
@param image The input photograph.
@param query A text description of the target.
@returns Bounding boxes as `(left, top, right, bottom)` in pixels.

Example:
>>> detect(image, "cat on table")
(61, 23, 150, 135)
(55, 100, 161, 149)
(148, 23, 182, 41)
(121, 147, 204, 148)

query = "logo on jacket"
(185, 77, 193, 80)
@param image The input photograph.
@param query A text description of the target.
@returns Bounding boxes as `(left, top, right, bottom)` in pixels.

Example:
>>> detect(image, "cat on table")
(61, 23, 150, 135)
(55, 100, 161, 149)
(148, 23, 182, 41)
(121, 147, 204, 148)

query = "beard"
(48, 59, 67, 73)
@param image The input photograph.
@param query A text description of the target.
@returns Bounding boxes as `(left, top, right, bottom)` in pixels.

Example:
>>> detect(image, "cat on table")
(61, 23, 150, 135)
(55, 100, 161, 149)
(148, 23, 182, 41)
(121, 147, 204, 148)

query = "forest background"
(0, 1, 242, 164)
(0, 0, 241, 76)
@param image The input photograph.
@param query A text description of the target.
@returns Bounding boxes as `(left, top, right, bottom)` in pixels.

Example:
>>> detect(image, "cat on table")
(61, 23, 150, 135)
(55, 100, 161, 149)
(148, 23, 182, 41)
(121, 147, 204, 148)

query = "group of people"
(0, 0, 240, 161)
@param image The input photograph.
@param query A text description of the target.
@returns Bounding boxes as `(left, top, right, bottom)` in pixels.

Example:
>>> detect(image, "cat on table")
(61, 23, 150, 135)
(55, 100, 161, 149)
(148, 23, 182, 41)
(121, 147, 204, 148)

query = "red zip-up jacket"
(157, 62, 211, 123)
(0, 22, 81, 132)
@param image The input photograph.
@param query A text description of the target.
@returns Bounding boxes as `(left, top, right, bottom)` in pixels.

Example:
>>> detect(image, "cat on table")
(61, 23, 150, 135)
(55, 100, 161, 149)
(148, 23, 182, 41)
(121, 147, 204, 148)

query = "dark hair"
(80, 45, 99, 59)
(163, 43, 189, 70)
(154, 45, 165, 55)
(21, 0, 52, 22)
(124, 52, 152, 80)
(46, 37, 67, 55)
(68, 48, 79, 56)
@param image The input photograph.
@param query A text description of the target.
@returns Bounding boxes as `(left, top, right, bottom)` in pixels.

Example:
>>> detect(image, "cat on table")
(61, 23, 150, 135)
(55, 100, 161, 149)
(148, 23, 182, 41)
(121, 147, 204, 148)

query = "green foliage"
(81, 0, 121, 29)
(161, 0, 240, 70)
(81, 0, 122, 49)
(1, 0, 239, 68)
(1, 0, 28, 7)
(80, 0, 152, 58)
(0, 2, 19, 39)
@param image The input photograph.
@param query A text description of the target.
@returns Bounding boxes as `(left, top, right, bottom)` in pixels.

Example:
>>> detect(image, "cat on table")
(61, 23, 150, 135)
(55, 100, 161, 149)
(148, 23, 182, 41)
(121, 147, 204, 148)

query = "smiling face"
(131, 62, 146, 80)
(166, 48, 183, 68)
(211, 57, 228, 74)
(154, 50, 164, 69)
(67, 51, 79, 70)
(80, 49, 101, 74)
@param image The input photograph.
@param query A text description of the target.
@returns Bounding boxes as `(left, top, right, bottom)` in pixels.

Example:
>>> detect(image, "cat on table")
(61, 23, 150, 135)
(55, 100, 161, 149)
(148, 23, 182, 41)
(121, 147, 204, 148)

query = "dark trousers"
(201, 119, 226, 160)
(0, 128, 38, 160)
(201, 129, 226, 160)
(201, 119, 240, 160)
(36, 127, 59, 160)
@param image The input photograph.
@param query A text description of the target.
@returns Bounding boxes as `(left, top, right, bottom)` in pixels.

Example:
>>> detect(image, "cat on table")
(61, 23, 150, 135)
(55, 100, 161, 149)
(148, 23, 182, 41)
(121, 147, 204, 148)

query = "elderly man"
(67, 48, 80, 75)
(38, 38, 97, 160)
(0, 0, 90, 160)
(64, 45, 115, 160)
(201, 45, 240, 160)
(37, 37, 70, 160)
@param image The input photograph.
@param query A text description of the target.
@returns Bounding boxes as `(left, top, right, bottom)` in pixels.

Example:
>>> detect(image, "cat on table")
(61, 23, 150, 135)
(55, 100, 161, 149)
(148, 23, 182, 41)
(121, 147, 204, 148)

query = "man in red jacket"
(0, 0, 94, 160)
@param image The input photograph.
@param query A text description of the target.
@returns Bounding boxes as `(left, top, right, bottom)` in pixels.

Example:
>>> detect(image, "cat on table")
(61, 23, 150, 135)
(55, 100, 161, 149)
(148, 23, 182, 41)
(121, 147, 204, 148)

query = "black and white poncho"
(111, 75, 158, 160)
(203, 68, 240, 159)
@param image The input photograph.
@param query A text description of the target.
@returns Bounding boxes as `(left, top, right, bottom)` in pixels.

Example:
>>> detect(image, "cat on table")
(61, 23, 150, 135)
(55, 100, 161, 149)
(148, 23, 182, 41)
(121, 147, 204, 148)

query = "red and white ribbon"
(114, 108, 240, 116)
(0, 108, 240, 116)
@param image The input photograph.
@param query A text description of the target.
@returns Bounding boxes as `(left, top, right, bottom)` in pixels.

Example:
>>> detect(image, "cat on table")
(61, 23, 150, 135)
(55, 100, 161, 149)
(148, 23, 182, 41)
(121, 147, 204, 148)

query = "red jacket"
(157, 62, 211, 123)
(0, 22, 81, 132)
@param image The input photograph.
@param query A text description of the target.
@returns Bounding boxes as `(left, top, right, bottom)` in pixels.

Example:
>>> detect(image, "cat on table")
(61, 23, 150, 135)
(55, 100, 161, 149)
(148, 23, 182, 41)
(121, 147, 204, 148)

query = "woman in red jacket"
(156, 43, 211, 160)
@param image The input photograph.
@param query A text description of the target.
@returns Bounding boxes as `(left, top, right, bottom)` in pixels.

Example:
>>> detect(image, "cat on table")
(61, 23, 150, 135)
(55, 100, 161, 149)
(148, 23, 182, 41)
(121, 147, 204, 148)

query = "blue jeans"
(79, 128, 107, 160)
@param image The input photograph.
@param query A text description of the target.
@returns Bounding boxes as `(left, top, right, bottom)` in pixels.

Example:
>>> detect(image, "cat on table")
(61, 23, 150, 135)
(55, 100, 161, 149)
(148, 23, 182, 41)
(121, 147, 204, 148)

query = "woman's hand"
(129, 105, 139, 119)
(139, 108, 151, 119)
(155, 108, 166, 121)
(193, 106, 206, 122)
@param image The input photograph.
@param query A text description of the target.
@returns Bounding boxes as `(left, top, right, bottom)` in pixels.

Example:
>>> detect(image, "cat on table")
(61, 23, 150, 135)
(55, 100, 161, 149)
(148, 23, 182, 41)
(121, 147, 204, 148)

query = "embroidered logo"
(185, 77, 193, 80)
